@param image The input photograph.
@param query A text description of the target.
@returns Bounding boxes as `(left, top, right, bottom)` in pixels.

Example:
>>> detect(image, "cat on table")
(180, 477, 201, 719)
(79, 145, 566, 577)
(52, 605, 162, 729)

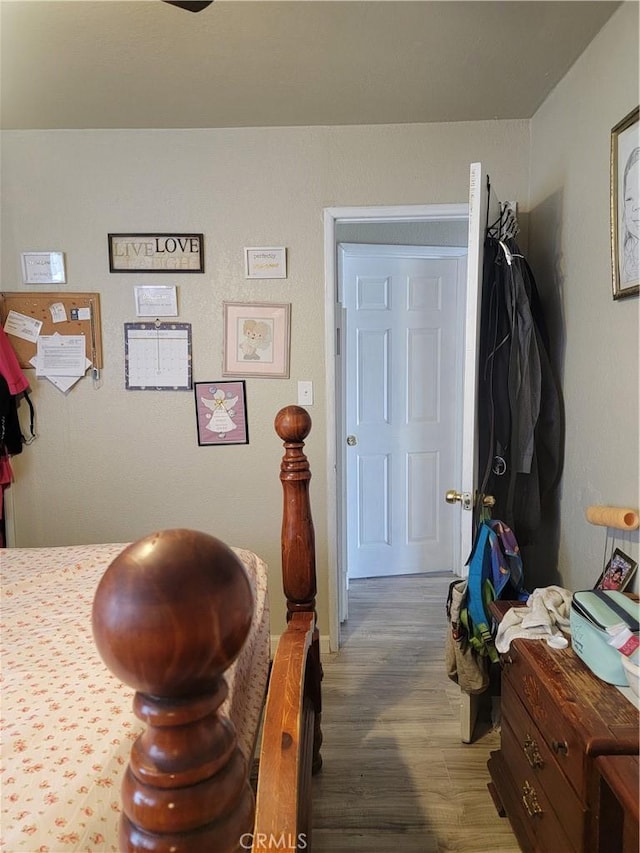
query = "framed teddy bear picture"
(222, 302, 291, 379)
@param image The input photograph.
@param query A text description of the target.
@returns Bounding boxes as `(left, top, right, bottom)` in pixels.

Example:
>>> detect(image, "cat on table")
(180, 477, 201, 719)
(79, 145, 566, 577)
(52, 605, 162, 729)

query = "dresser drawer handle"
(552, 739, 568, 756)
(523, 735, 544, 769)
(522, 780, 543, 818)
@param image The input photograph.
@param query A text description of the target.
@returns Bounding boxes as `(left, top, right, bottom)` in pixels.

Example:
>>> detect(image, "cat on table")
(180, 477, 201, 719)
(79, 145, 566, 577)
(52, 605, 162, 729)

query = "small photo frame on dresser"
(594, 548, 638, 592)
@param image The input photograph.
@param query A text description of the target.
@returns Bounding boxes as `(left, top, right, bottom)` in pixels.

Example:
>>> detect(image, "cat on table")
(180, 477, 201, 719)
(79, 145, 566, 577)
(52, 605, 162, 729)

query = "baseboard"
(270, 633, 331, 658)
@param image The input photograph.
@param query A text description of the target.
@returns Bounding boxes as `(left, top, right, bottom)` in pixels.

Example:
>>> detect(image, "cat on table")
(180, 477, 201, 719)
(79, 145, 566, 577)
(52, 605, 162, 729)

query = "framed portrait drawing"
(223, 302, 291, 378)
(594, 548, 638, 592)
(610, 106, 639, 300)
(194, 380, 248, 446)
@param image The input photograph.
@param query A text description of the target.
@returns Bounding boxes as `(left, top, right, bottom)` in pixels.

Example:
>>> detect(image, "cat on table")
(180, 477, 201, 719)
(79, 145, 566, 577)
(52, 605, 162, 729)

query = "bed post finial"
(275, 405, 316, 615)
(274, 405, 323, 774)
(92, 529, 255, 852)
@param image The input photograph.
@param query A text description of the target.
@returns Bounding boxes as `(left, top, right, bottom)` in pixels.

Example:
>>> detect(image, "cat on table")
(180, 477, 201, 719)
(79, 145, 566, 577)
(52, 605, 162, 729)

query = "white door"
(339, 244, 467, 579)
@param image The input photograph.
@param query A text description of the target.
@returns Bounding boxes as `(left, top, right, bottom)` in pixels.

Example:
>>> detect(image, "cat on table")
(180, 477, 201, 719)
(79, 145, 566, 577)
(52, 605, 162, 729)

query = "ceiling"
(0, 0, 624, 130)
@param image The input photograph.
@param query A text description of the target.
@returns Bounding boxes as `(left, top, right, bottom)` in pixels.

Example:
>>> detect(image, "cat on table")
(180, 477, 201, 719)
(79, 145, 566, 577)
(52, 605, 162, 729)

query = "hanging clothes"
(0, 327, 35, 543)
(0, 326, 30, 396)
(477, 236, 564, 546)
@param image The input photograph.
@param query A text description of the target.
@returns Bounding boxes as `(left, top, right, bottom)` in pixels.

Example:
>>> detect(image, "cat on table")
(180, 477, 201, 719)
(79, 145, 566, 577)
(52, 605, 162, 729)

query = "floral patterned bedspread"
(0, 542, 270, 853)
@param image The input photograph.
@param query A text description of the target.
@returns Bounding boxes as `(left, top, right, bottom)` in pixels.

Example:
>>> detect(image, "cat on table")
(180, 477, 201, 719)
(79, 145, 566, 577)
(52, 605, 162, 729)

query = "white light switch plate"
(297, 380, 313, 405)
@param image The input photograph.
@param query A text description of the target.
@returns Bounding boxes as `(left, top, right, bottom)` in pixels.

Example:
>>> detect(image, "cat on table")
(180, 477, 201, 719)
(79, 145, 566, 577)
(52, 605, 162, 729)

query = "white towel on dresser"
(495, 585, 573, 653)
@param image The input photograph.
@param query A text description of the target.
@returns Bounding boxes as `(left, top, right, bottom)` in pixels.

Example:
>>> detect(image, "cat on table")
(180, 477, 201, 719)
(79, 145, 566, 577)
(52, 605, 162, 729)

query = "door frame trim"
(323, 204, 469, 651)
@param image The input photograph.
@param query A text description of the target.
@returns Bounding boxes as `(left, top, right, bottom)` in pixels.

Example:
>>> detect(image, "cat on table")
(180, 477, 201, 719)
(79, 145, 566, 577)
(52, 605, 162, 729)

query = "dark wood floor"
(311, 573, 520, 852)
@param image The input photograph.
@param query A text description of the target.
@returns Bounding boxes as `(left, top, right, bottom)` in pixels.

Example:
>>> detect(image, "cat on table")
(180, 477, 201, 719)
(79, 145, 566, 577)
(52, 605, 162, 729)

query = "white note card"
(50, 302, 67, 323)
(4, 310, 43, 343)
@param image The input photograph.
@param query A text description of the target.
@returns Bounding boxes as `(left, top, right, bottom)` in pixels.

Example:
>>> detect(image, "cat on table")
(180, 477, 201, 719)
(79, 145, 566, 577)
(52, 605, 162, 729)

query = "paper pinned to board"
(30, 332, 91, 392)
(4, 309, 43, 343)
(30, 353, 91, 393)
(36, 334, 86, 377)
(49, 302, 68, 323)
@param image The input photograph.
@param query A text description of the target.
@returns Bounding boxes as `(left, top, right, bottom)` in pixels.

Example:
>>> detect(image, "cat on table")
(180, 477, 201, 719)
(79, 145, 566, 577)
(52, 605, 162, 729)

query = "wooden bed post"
(92, 529, 255, 853)
(250, 407, 322, 852)
(274, 405, 323, 774)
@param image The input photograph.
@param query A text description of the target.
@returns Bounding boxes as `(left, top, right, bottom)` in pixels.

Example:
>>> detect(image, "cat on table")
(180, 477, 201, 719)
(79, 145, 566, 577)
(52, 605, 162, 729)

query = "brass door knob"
(445, 489, 473, 510)
(445, 490, 494, 511)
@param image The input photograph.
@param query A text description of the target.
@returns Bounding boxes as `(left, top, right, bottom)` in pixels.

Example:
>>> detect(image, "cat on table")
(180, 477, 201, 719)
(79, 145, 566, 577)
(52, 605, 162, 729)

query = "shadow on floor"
(311, 573, 519, 852)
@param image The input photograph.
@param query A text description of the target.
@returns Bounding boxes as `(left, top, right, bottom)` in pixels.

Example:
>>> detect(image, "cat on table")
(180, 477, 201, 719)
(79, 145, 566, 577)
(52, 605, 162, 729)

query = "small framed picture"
(222, 301, 291, 378)
(21, 251, 66, 284)
(610, 105, 639, 300)
(244, 247, 287, 279)
(134, 285, 178, 317)
(194, 380, 248, 446)
(594, 548, 638, 592)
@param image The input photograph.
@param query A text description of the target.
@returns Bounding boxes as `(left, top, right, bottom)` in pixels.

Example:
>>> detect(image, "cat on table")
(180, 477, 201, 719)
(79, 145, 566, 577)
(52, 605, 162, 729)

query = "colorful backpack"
(459, 519, 528, 664)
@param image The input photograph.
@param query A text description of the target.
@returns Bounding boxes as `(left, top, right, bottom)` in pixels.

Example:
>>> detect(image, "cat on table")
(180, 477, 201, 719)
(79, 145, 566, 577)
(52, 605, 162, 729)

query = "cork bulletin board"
(0, 291, 103, 369)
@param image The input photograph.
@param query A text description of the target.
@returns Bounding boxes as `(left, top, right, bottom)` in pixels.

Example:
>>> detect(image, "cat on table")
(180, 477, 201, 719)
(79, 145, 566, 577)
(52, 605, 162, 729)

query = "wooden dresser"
(487, 602, 639, 853)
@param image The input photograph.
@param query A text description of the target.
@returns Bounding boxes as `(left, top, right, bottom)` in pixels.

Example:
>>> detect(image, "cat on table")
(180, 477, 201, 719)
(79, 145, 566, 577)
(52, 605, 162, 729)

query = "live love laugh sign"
(108, 233, 204, 273)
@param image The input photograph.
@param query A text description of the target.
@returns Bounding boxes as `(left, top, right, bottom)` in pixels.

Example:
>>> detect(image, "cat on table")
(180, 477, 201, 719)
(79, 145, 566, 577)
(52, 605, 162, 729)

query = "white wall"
(1, 120, 530, 634)
(528, 2, 639, 592)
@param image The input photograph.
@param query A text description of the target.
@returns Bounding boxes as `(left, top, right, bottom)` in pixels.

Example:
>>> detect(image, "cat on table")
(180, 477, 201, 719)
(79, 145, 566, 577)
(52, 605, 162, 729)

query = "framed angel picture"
(610, 105, 639, 300)
(194, 380, 249, 446)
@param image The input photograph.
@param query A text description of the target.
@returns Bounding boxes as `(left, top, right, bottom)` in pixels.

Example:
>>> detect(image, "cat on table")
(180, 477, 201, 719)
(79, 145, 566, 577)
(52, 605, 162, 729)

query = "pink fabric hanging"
(0, 327, 29, 395)
(0, 328, 29, 544)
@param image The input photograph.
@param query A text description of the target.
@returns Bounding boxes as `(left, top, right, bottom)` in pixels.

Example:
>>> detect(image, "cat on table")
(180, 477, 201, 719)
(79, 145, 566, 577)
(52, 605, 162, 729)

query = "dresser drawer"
(502, 678, 586, 848)
(502, 642, 586, 799)
(496, 716, 577, 853)
(488, 605, 639, 853)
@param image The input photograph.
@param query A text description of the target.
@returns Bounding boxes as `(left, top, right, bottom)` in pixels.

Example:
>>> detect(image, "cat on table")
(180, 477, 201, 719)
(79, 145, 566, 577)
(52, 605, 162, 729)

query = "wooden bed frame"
(92, 405, 322, 853)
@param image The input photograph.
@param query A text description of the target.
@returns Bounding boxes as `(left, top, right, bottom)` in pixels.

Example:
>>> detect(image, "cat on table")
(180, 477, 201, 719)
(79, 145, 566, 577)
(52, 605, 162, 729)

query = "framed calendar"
(124, 322, 192, 390)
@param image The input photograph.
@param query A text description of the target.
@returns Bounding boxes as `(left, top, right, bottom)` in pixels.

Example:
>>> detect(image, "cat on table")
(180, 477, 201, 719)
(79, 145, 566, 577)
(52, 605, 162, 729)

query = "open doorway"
(323, 204, 470, 651)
